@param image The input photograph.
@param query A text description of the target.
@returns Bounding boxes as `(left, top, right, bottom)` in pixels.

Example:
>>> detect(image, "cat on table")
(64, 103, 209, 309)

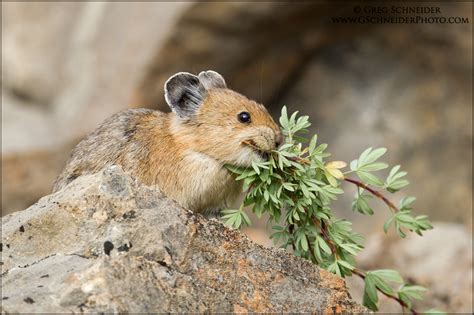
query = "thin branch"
(302, 206, 337, 256)
(344, 177, 399, 214)
(317, 219, 338, 255)
(288, 223, 296, 251)
(352, 269, 419, 315)
(288, 155, 310, 165)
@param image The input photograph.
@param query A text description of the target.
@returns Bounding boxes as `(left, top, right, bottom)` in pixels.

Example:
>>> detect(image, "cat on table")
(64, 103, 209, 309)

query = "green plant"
(223, 106, 443, 314)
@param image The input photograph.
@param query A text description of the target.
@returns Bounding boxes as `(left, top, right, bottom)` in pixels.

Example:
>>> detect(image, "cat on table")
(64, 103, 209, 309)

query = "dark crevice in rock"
(117, 242, 132, 252)
(19, 254, 57, 269)
(103, 241, 114, 256)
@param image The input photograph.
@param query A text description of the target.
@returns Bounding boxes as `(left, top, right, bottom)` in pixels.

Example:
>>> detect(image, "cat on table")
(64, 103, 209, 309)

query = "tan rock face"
(1, 166, 366, 313)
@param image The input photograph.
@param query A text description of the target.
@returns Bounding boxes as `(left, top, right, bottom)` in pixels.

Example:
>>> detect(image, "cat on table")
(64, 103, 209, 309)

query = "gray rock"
(2, 2, 83, 106)
(1, 2, 190, 155)
(1, 166, 365, 313)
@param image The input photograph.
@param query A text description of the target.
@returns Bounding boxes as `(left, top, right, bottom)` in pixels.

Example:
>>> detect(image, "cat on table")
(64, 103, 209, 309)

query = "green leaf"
(279, 106, 289, 128)
(327, 261, 342, 277)
(316, 235, 332, 255)
(235, 169, 256, 181)
(383, 216, 394, 233)
(300, 183, 311, 199)
(387, 164, 401, 179)
(221, 209, 251, 229)
(364, 147, 387, 164)
(337, 259, 355, 271)
(371, 269, 403, 283)
(364, 269, 403, 298)
(300, 235, 309, 251)
(350, 159, 358, 171)
(398, 284, 427, 299)
(309, 134, 318, 153)
(364, 275, 379, 306)
(313, 240, 323, 262)
(241, 211, 251, 226)
(340, 243, 362, 255)
(352, 190, 374, 215)
(359, 162, 388, 172)
(252, 161, 261, 175)
(221, 210, 240, 228)
(263, 190, 270, 202)
(325, 172, 338, 187)
(363, 290, 378, 311)
(387, 179, 409, 193)
(225, 164, 246, 175)
(385, 165, 409, 193)
(399, 196, 416, 210)
(357, 170, 384, 187)
(358, 147, 373, 166)
(398, 284, 427, 309)
(283, 182, 295, 191)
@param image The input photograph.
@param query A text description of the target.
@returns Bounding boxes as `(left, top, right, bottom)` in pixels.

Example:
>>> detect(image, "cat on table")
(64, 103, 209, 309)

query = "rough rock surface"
(1, 166, 365, 313)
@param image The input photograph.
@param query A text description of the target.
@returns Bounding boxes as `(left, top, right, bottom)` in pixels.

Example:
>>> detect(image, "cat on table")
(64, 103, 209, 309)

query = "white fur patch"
(233, 147, 263, 166)
(181, 150, 240, 211)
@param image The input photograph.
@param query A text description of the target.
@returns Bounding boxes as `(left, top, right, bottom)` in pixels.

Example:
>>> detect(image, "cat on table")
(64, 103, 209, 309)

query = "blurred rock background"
(2, 2, 472, 312)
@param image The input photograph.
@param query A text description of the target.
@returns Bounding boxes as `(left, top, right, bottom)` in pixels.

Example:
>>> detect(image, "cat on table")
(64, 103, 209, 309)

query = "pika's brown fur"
(53, 71, 282, 215)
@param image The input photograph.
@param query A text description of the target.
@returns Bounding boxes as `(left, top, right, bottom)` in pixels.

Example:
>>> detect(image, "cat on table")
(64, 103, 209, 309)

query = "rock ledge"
(1, 166, 365, 313)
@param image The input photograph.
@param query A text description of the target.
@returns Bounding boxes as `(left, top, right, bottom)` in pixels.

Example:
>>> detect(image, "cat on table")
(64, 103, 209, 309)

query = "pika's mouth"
(241, 140, 270, 160)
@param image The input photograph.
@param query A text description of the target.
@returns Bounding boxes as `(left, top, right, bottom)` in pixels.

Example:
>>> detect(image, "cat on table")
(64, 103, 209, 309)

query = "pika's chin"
(231, 147, 268, 167)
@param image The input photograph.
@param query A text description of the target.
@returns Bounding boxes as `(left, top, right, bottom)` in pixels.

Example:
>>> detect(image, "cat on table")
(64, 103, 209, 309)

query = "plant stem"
(287, 155, 310, 165)
(352, 269, 419, 315)
(288, 223, 296, 251)
(344, 177, 399, 214)
(301, 206, 337, 255)
(318, 219, 338, 255)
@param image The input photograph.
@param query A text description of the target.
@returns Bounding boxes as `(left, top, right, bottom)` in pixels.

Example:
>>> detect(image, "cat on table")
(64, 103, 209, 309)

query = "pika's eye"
(238, 111, 251, 124)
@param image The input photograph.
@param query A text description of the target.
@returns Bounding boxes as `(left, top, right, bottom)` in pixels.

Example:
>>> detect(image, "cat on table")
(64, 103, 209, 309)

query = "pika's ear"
(198, 70, 227, 89)
(164, 72, 206, 119)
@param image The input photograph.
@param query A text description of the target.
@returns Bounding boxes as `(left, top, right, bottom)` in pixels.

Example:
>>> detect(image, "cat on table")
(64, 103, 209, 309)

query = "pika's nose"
(275, 131, 283, 148)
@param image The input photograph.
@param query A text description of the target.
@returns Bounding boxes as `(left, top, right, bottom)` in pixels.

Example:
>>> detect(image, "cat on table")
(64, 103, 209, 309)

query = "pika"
(53, 71, 282, 215)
